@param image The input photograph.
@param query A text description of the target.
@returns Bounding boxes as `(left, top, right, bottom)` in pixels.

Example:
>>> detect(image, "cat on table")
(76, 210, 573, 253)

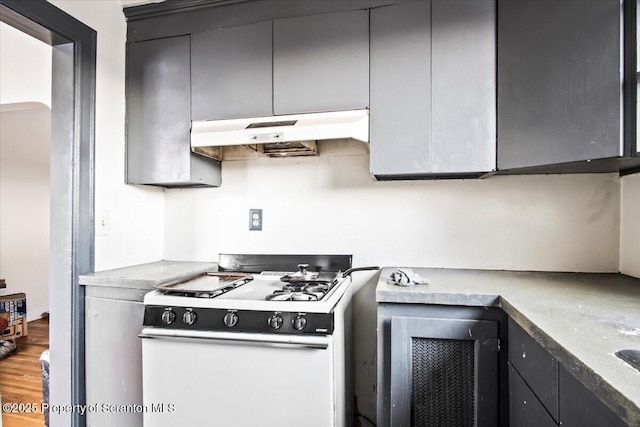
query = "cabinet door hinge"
(481, 338, 501, 351)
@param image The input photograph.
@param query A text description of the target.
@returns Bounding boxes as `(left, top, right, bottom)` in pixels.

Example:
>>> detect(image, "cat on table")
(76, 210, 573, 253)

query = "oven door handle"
(139, 331, 330, 350)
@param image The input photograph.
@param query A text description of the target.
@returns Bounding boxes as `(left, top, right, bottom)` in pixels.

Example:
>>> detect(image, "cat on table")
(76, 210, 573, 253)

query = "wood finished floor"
(0, 318, 48, 427)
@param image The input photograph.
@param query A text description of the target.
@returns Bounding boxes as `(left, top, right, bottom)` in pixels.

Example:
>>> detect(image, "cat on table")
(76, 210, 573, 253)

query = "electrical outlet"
(249, 209, 262, 231)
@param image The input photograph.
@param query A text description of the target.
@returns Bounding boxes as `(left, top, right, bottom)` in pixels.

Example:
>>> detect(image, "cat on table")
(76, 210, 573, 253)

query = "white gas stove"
(140, 254, 377, 427)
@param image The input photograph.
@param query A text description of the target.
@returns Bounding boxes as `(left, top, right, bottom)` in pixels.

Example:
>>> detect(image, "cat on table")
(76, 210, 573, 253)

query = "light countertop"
(377, 268, 640, 426)
(79, 260, 218, 290)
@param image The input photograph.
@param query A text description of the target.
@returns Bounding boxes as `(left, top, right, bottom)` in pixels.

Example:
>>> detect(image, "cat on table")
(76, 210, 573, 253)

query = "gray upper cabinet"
(370, 0, 496, 178)
(126, 36, 221, 187)
(273, 10, 369, 115)
(370, 1, 431, 176)
(498, 0, 622, 170)
(431, 0, 496, 174)
(191, 21, 273, 121)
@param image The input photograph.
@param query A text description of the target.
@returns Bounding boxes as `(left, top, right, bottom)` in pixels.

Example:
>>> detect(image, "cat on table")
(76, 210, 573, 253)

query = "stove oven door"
(140, 328, 338, 427)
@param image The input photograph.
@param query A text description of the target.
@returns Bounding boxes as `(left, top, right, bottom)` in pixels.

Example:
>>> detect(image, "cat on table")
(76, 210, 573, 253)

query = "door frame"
(0, 1, 95, 426)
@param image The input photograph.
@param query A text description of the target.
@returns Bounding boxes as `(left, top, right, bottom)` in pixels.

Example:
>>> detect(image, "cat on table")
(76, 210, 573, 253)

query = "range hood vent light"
(191, 109, 369, 161)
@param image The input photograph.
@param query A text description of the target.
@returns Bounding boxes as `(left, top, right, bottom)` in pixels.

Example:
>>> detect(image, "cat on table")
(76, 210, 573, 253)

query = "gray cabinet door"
(558, 365, 627, 427)
(126, 36, 220, 187)
(191, 21, 273, 121)
(431, 0, 496, 173)
(508, 319, 559, 422)
(509, 364, 558, 427)
(273, 10, 369, 115)
(370, 1, 431, 176)
(498, 0, 622, 170)
(370, 1, 495, 178)
(86, 297, 145, 427)
(390, 316, 499, 427)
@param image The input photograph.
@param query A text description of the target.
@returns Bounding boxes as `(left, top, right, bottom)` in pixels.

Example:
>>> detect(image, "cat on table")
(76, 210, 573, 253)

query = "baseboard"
(27, 302, 49, 322)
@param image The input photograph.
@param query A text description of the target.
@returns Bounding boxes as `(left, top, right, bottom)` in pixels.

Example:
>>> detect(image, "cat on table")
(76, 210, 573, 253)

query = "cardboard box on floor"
(0, 293, 27, 339)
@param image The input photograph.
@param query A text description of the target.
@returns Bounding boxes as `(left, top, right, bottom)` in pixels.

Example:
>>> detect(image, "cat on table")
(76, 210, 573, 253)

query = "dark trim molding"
(124, 0, 251, 21)
(496, 156, 640, 176)
(620, 165, 640, 177)
(0, 2, 68, 45)
(0, 0, 94, 44)
(623, 0, 638, 157)
(0, 1, 96, 426)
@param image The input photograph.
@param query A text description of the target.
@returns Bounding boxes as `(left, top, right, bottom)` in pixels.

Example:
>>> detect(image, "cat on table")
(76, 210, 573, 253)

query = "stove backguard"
(218, 254, 352, 274)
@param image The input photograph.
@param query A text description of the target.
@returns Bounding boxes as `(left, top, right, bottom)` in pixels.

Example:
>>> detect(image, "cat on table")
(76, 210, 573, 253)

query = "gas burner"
(282, 282, 330, 292)
(266, 282, 332, 301)
(266, 290, 320, 302)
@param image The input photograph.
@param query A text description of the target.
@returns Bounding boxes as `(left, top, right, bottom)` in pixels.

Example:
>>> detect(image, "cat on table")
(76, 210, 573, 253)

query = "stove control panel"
(144, 306, 334, 335)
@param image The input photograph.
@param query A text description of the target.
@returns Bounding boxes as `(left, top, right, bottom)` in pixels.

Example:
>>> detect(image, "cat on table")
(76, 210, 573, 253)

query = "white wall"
(0, 23, 52, 321)
(620, 173, 640, 278)
(49, 0, 165, 271)
(165, 152, 621, 272)
(0, 106, 51, 321)
(0, 23, 52, 108)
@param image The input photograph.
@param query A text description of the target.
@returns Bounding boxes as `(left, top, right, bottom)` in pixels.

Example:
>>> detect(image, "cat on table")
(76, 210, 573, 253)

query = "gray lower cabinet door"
(273, 10, 369, 115)
(558, 365, 627, 427)
(509, 364, 558, 427)
(498, 0, 622, 170)
(126, 36, 220, 187)
(85, 297, 144, 427)
(191, 21, 273, 121)
(390, 316, 499, 427)
(508, 319, 559, 422)
(370, 0, 496, 178)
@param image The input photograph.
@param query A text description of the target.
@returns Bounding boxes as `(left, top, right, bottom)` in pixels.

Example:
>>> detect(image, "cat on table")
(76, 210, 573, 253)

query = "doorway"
(0, 1, 95, 426)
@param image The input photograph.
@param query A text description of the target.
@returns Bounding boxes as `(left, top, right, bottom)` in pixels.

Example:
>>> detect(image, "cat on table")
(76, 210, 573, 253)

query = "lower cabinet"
(508, 320, 629, 427)
(377, 304, 507, 427)
(509, 363, 557, 427)
(378, 305, 630, 427)
(85, 286, 147, 427)
(558, 364, 628, 427)
(508, 319, 559, 422)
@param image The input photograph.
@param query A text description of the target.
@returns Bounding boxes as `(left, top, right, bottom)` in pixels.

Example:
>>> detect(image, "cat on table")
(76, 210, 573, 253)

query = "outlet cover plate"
(249, 209, 262, 231)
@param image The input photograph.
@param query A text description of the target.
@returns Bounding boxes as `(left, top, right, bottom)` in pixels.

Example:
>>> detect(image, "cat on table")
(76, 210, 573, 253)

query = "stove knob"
(161, 309, 176, 325)
(224, 312, 239, 327)
(182, 310, 197, 326)
(268, 314, 283, 330)
(292, 315, 307, 331)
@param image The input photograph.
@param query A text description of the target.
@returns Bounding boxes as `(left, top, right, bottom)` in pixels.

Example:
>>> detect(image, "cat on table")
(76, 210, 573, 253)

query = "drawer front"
(509, 363, 558, 427)
(508, 319, 559, 421)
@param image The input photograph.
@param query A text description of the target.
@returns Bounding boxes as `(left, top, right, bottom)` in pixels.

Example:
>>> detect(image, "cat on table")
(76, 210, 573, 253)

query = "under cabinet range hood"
(190, 109, 369, 160)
